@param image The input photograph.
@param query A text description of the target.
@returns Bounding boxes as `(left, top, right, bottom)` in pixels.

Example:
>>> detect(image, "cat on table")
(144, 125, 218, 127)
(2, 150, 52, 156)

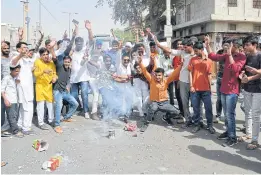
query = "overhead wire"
(38, 0, 62, 26)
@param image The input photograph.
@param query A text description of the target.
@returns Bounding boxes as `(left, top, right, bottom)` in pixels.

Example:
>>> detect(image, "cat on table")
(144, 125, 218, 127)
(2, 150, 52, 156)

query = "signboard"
(164, 25, 173, 38)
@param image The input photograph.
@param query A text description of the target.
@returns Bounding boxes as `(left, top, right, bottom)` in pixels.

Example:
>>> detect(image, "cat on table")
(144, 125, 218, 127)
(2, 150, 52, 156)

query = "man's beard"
(1, 51, 9, 56)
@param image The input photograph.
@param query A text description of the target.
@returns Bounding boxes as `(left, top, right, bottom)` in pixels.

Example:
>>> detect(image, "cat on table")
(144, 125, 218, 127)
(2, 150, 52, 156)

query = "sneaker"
(162, 116, 174, 126)
(39, 124, 49, 130)
(1, 131, 12, 137)
(85, 112, 90, 119)
(91, 113, 100, 121)
(14, 131, 24, 138)
(140, 122, 149, 132)
(207, 126, 216, 134)
(22, 130, 35, 135)
(177, 117, 185, 124)
(240, 127, 246, 134)
(199, 122, 207, 129)
(222, 138, 238, 147)
(213, 115, 220, 123)
(173, 114, 183, 119)
(192, 125, 201, 133)
(181, 120, 193, 128)
(54, 126, 63, 134)
(217, 132, 228, 140)
(48, 121, 55, 127)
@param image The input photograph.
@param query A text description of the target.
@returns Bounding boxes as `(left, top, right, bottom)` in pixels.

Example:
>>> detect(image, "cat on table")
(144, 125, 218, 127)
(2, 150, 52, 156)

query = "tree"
(96, 0, 147, 27)
(96, 0, 184, 29)
(113, 28, 136, 42)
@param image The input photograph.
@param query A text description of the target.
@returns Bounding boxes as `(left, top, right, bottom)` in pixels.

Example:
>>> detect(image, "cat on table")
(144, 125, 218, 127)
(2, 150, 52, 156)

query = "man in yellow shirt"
(138, 56, 182, 132)
(34, 47, 57, 130)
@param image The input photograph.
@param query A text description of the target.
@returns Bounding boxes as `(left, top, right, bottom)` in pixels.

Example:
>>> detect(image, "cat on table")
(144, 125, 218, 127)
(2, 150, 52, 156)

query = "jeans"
(168, 82, 174, 105)
(145, 100, 180, 122)
(221, 93, 238, 139)
(71, 81, 89, 113)
(54, 90, 79, 126)
(180, 81, 191, 121)
(216, 79, 222, 117)
(5, 103, 19, 134)
(1, 97, 6, 127)
(243, 91, 261, 142)
(174, 81, 184, 116)
(191, 91, 213, 126)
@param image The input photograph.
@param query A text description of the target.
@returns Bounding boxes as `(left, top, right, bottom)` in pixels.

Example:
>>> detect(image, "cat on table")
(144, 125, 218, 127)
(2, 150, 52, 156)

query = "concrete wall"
(214, 21, 260, 33)
(176, 0, 215, 25)
(214, 0, 261, 21)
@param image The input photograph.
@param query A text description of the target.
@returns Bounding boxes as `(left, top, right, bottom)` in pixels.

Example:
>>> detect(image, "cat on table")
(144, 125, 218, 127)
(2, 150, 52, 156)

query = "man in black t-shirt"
(241, 35, 261, 150)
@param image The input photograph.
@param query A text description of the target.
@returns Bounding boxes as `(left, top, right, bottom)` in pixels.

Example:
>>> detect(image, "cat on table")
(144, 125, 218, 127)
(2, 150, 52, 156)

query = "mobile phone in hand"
(245, 65, 254, 69)
(72, 19, 79, 25)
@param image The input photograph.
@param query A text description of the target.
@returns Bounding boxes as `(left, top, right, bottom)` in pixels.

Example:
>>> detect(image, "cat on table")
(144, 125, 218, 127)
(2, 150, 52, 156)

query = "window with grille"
(201, 25, 206, 33)
(173, 31, 176, 38)
(228, 0, 237, 7)
(186, 4, 191, 22)
(180, 30, 183, 37)
(254, 25, 261, 32)
(253, 0, 261, 8)
(229, 24, 237, 31)
(188, 28, 192, 35)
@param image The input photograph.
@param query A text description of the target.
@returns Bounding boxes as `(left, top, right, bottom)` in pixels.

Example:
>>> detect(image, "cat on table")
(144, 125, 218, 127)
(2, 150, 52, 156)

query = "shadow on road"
(188, 145, 261, 174)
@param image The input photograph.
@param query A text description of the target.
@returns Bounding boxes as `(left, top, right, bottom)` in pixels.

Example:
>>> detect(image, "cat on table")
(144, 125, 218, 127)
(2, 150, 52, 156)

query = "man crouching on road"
(137, 55, 182, 132)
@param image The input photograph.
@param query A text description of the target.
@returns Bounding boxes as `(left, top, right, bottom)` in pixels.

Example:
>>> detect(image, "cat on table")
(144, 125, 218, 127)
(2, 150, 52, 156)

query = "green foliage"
(113, 28, 136, 42)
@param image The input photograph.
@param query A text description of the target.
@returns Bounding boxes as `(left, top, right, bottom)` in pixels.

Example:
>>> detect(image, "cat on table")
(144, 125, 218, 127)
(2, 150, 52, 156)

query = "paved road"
(2, 84, 261, 174)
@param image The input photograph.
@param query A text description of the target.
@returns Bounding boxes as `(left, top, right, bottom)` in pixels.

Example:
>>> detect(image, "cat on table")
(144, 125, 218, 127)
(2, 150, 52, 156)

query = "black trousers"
(174, 81, 184, 116)
(1, 97, 6, 127)
(168, 82, 175, 105)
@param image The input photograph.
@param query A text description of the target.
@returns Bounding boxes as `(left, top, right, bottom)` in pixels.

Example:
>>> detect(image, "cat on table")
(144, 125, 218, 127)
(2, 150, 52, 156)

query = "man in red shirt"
(188, 42, 215, 134)
(205, 36, 246, 146)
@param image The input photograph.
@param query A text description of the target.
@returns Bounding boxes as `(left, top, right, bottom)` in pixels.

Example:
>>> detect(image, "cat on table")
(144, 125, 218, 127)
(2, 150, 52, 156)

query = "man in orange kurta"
(138, 56, 182, 132)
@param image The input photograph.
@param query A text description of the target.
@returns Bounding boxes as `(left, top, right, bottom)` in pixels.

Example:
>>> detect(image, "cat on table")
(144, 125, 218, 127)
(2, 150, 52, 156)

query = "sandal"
(54, 126, 63, 134)
(238, 135, 252, 142)
(62, 118, 76, 122)
(246, 141, 259, 150)
(1, 161, 7, 167)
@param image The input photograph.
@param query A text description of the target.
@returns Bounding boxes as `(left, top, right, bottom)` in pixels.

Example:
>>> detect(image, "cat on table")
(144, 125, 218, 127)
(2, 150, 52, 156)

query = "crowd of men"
(1, 21, 261, 151)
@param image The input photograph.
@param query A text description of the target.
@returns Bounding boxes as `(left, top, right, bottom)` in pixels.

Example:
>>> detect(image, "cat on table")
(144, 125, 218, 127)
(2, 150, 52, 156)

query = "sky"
(1, 0, 124, 40)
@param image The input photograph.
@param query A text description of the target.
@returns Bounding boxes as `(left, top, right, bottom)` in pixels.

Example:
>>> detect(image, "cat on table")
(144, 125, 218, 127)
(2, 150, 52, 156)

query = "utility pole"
(166, 0, 172, 48)
(20, 0, 30, 43)
(39, 0, 41, 30)
(62, 12, 78, 38)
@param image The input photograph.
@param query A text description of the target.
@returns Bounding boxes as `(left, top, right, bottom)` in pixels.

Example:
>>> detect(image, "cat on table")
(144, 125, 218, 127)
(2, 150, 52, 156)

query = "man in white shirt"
(156, 38, 196, 128)
(132, 63, 150, 117)
(159, 50, 175, 105)
(11, 42, 35, 135)
(70, 20, 94, 119)
(112, 54, 133, 120)
(87, 50, 103, 120)
(70, 37, 91, 119)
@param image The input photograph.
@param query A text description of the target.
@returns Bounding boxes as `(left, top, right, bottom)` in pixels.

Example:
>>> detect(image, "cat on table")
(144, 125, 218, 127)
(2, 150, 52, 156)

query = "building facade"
(172, 0, 261, 77)
(174, 0, 261, 52)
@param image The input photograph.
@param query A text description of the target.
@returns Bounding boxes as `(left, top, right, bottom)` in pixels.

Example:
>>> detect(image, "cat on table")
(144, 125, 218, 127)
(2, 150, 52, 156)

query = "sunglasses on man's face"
(123, 59, 130, 62)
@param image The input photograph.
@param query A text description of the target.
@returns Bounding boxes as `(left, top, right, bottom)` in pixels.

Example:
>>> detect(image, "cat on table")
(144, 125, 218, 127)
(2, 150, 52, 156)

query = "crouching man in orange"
(138, 56, 182, 132)
(34, 47, 57, 130)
